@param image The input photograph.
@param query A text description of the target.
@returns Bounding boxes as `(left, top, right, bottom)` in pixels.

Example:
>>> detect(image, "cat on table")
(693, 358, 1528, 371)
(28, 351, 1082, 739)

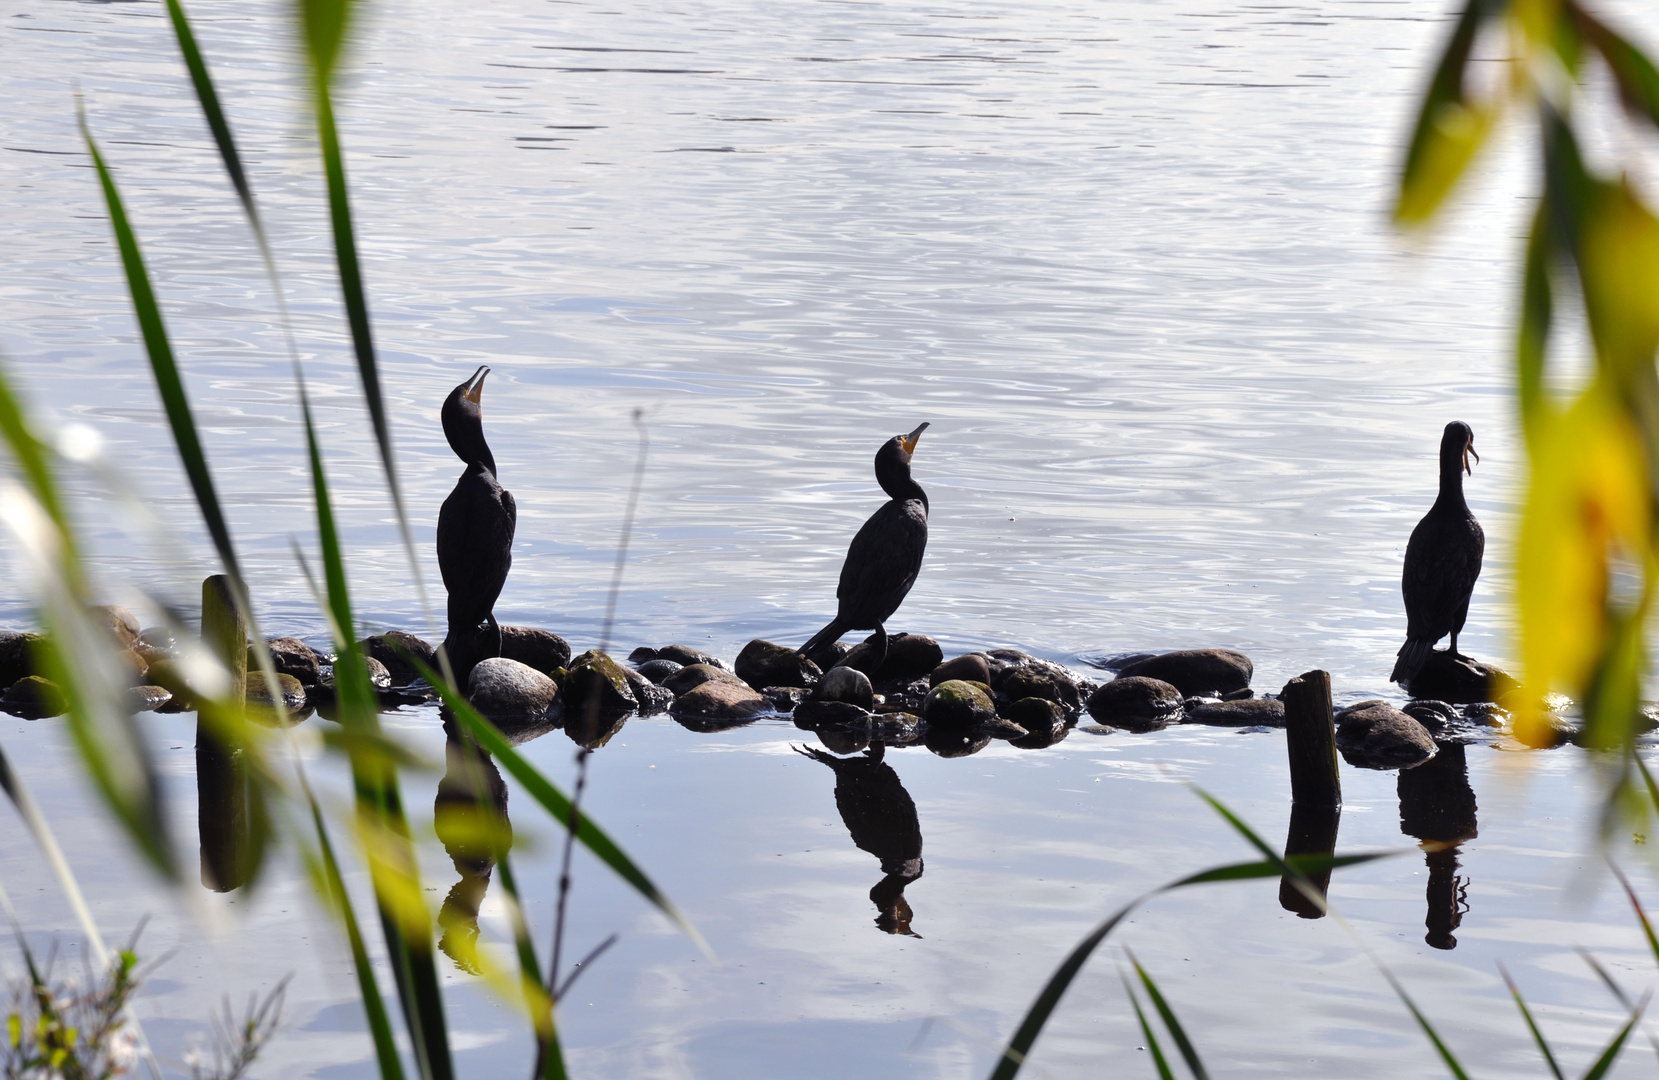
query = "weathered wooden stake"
(1282, 669, 1339, 808)
(198, 574, 250, 891)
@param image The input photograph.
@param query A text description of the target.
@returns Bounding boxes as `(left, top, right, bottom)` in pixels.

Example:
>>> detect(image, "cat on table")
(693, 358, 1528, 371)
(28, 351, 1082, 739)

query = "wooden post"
(1279, 669, 1340, 918)
(198, 574, 250, 891)
(1282, 669, 1339, 807)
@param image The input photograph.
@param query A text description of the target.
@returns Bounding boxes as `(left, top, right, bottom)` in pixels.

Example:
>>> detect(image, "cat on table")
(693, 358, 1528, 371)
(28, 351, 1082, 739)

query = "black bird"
(800, 423, 930, 672)
(1390, 421, 1484, 687)
(437, 366, 516, 685)
(794, 743, 924, 935)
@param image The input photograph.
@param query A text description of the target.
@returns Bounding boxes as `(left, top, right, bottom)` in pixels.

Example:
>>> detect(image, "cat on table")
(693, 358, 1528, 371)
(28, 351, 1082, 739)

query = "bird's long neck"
(452, 427, 497, 479)
(1435, 446, 1465, 510)
(881, 467, 927, 511)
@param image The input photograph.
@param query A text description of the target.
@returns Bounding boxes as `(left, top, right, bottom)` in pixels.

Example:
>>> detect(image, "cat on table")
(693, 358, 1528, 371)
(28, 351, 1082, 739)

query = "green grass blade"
(1127, 950, 1209, 1080)
(1581, 996, 1647, 1080)
(77, 105, 242, 586)
(1120, 970, 1176, 1080)
(1376, 962, 1473, 1080)
(307, 793, 406, 1080)
(162, 0, 253, 220)
(1572, 7, 1659, 132)
(1498, 961, 1564, 1080)
(496, 853, 567, 1080)
(406, 651, 710, 959)
(0, 358, 74, 569)
(1610, 864, 1659, 970)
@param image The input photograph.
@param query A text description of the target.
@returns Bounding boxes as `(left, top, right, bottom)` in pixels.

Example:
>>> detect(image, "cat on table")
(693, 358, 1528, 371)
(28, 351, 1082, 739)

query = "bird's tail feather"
(1391, 637, 1433, 687)
(800, 618, 848, 668)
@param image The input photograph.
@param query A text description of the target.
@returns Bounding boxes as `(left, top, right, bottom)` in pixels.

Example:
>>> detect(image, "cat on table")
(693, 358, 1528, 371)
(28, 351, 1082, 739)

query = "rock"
(924, 724, 991, 758)
(672, 679, 766, 723)
(635, 659, 683, 684)
(622, 667, 673, 715)
(499, 626, 572, 674)
(931, 653, 991, 688)
(814, 666, 874, 709)
(124, 685, 172, 713)
(816, 641, 852, 668)
(1222, 687, 1254, 702)
(1, 676, 66, 718)
(874, 676, 931, 714)
(467, 658, 559, 720)
(114, 648, 148, 686)
(562, 651, 637, 716)
(995, 665, 1081, 711)
(923, 679, 997, 728)
(627, 646, 659, 664)
(1087, 677, 1183, 732)
(735, 639, 821, 690)
(879, 634, 944, 680)
(361, 631, 436, 684)
(794, 699, 872, 730)
(0, 632, 42, 687)
(980, 714, 1030, 740)
(764, 686, 807, 712)
(1186, 698, 1285, 727)
(1116, 649, 1253, 697)
(662, 663, 746, 697)
(247, 671, 308, 717)
(871, 711, 921, 745)
(143, 659, 196, 710)
(1086, 651, 1159, 672)
(254, 637, 323, 686)
(1008, 697, 1070, 749)
(655, 644, 728, 670)
(1402, 700, 1459, 738)
(90, 605, 140, 649)
(365, 656, 393, 691)
(135, 627, 176, 665)
(1336, 701, 1437, 769)
(818, 722, 871, 756)
(1403, 652, 1518, 705)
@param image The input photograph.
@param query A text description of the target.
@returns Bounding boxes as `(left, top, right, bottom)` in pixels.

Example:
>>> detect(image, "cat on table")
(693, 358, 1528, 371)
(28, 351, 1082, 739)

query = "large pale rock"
(923, 679, 997, 728)
(814, 666, 874, 709)
(1336, 701, 1437, 770)
(1116, 649, 1253, 697)
(91, 605, 140, 649)
(467, 657, 559, 720)
(500, 626, 572, 675)
(1087, 677, 1182, 732)
(735, 639, 821, 690)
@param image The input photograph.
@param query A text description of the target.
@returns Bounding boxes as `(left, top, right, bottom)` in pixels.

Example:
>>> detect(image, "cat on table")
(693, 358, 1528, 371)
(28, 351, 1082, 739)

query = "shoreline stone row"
(0, 603, 1595, 770)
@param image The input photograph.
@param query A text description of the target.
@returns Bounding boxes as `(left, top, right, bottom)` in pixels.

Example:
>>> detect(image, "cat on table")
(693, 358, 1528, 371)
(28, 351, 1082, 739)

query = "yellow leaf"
(1581, 179, 1659, 379)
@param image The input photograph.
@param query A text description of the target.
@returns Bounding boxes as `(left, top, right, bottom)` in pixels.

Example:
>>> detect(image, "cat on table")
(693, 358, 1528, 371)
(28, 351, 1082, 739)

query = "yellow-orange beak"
(900, 422, 929, 455)
(463, 365, 489, 404)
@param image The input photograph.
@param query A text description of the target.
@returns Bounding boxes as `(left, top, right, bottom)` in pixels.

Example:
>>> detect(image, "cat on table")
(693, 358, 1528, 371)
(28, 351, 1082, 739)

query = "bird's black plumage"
(1391, 421, 1484, 686)
(437, 366, 517, 685)
(801, 424, 930, 671)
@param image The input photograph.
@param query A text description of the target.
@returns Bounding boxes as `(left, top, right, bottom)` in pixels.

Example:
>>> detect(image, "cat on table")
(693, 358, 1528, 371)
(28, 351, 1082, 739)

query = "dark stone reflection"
(1397, 742, 1477, 950)
(197, 719, 258, 892)
(795, 744, 924, 936)
(434, 734, 511, 973)
(1279, 801, 1340, 919)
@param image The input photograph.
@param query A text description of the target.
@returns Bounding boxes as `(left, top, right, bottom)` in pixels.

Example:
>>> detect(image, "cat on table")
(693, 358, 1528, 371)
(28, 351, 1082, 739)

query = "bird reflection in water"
(1398, 741, 1477, 949)
(434, 733, 511, 973)
(795, 743, 924, 936)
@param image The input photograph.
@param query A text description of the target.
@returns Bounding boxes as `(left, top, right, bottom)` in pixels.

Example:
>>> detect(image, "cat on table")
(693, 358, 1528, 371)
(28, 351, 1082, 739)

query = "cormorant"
(800, 423, 930, 672)
(794, 743, 924, 935)
(1390, 421, 1483, 687)
(437, 366, 516, 685)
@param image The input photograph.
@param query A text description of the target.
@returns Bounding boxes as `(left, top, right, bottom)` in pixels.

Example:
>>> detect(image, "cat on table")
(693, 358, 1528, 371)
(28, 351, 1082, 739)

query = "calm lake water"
(5, 0, 1659, 1075)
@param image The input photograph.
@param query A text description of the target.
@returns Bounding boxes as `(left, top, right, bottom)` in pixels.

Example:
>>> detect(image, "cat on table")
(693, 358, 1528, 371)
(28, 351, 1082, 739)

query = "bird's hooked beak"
(1464, 438, 1479, 476)
(900, 422, 929, 456)
(463, 366, 489, 405)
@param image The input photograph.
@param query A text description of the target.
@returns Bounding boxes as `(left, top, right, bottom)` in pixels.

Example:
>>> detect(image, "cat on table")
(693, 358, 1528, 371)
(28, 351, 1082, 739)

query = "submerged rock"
(794, 698, 872, 730)
(361, 631, 436, 684)
(1, 676, 66, 719)
(1087, 677, 1183, 732)
(635, 658, 684, 684)
(0, 632, 42, 687)
(1007, 697, 1070, 749)
(623, 667, 673, 715)
(653, 644, 729, 670)
(247, 671, 308, 718)
(814, 666, 875, 710)
(255, 637, 323, 686)
(1116, 649, 1253, 697)
(468, 658, 559, 720)
(871, 710, 921, 745)
(763, 686, 807, 712)
(1186, 698, 1285, 727)
(735, 639, 820, 690)
(922, 680, 997, 728)
(980, 714, 1029, 740)
(563, 651, 637, 716)
(500, 626, 572, 675)
(931, 653, 991, 688)
(1336, 701, 1437, 769)
(672, 679, 766, 723)
(662, 663, 745, 697)
(124, 684, 172, 714)
(1403, 652, 1518, 705)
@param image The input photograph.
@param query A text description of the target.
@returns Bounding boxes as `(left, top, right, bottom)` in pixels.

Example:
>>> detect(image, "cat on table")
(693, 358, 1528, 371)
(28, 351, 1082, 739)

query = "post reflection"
(795, 744, 924, 936)
(434, 734, 511, 973)
(1279, 801, 1340, 920)
(197, 718, 256, 892)
(1397, 741, 1477, 950)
